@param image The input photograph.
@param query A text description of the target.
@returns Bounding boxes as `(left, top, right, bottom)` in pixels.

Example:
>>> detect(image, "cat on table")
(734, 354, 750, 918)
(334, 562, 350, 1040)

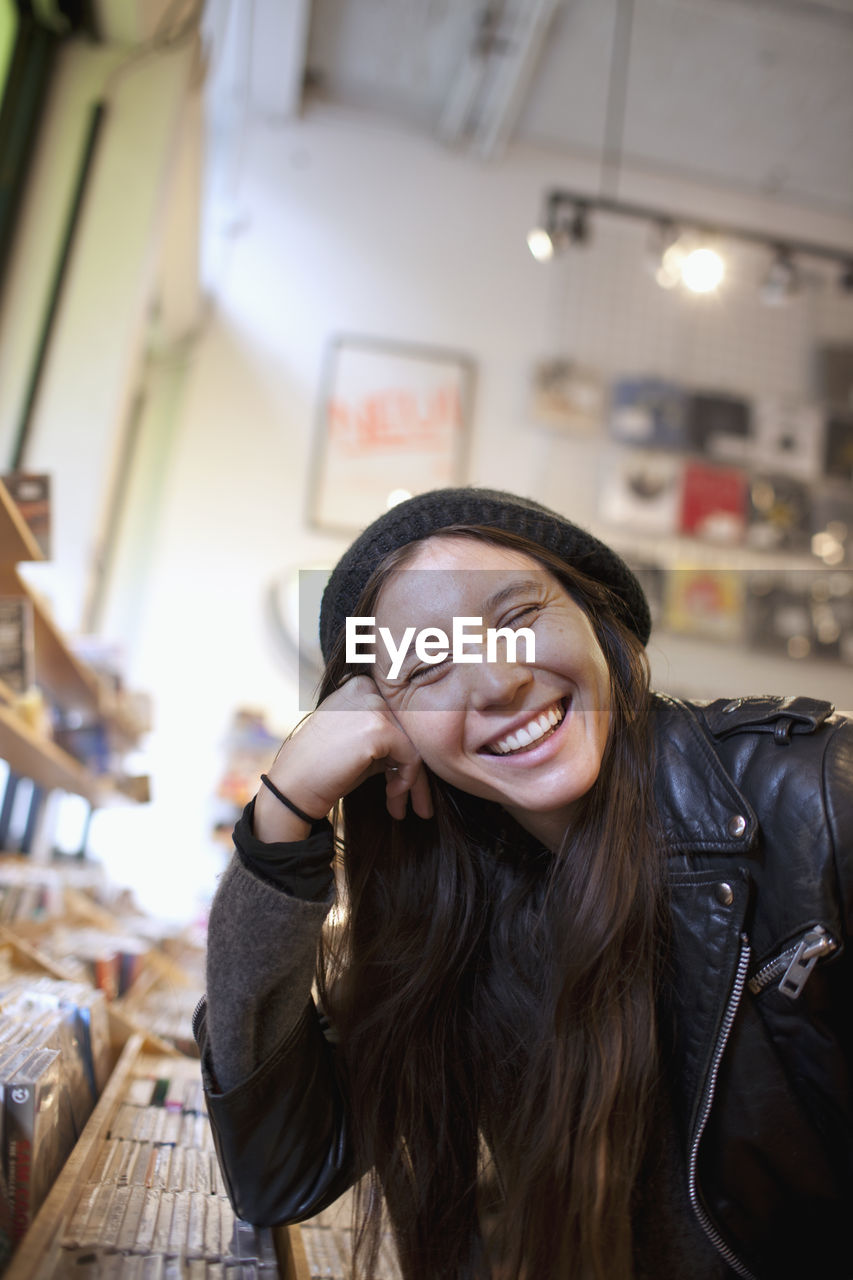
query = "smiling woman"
(195, 488, 853, 1280)
(367, 538, 614, 851)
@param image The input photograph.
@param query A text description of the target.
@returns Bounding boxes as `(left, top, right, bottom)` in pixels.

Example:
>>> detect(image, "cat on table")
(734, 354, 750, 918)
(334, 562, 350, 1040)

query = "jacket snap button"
(727, 814, 747, 838)
(715, 882, 734, 907)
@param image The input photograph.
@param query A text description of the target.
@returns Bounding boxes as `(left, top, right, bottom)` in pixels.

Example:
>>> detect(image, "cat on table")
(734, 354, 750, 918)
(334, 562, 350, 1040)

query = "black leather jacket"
(195, 693, 853, 1280)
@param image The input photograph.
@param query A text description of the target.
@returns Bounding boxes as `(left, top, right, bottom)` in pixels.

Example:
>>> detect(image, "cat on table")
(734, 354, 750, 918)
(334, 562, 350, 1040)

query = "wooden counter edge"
(274, 1222, 312, 1280)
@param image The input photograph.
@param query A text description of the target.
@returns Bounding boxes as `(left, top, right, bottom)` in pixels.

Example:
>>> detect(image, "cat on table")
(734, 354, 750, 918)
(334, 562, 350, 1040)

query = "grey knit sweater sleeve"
(202, 853, 335, 1093)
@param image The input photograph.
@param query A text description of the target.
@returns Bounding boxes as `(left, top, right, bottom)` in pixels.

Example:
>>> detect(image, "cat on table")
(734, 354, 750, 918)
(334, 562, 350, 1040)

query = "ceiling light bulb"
(527, 227, 555, 262)
(681, 246, 725, 293)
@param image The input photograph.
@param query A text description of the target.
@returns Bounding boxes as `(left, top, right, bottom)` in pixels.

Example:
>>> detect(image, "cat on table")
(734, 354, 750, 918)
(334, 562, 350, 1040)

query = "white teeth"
(490, 701, 565, 755)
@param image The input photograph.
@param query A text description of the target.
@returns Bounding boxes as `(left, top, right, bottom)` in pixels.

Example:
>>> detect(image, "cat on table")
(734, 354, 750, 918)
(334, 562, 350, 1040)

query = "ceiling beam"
(439, 0, 566, 159)
(476, 0, 565, 158)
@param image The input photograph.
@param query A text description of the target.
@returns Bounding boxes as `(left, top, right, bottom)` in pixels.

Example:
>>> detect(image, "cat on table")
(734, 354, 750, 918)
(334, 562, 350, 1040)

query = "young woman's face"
(371, 536, 612, 847)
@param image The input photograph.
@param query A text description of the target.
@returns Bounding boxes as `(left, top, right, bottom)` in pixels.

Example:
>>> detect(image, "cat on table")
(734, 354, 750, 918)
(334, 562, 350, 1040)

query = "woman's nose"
(468, 652, 533, 710)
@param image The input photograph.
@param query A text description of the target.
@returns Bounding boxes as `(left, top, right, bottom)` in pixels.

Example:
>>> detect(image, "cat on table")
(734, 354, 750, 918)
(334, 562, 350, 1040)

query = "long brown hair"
(316, 526, 664, 1279)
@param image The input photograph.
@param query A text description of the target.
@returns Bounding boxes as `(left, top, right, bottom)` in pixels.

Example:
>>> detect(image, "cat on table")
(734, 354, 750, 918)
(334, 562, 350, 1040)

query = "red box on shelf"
(679, 461, 748, 543)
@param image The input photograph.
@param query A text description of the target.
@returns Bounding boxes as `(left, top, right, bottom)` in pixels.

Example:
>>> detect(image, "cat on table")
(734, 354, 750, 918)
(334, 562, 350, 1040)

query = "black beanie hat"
(319, 487, 651, 661)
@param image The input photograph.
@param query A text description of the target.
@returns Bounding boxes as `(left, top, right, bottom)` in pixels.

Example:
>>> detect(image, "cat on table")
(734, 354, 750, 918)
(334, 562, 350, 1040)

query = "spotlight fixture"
(526, 226, 556, 262)
(568, 202, 590, 245)
(760, 246, 799, 306)
(529, 188, 853, 298)
(527, 196, 591, 262)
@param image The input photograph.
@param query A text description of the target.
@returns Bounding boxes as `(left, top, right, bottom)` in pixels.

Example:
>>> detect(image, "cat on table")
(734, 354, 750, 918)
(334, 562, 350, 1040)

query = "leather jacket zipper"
(747, 925, 837, 1000)
(688, 934, 758, 1280)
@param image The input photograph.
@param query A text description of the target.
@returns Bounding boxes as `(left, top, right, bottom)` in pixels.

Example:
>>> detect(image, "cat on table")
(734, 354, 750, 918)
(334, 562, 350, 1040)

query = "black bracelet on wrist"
(259, 774, 318, 826)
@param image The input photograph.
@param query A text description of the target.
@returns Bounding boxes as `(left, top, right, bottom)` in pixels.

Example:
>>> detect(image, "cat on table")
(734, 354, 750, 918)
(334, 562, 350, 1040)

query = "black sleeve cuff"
(232, 797, 335, 901)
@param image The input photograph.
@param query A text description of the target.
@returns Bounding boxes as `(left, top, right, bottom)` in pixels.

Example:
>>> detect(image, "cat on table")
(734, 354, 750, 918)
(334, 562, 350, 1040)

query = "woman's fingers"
(270, 675, 433, 823)
(382, 758, 433, 821)
(408, 762, 434, 819)
(384, 767, 408, 822)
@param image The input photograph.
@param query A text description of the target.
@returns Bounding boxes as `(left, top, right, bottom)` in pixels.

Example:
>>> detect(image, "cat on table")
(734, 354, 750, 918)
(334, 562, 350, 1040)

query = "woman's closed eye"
(500, 604, 542, 628)
(407, 655, 452, 683)
(406, 606, 542, 683)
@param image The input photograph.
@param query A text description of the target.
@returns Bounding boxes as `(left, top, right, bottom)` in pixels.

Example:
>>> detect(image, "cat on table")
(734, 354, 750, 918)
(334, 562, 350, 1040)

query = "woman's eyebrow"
(479, 577, 545, 615)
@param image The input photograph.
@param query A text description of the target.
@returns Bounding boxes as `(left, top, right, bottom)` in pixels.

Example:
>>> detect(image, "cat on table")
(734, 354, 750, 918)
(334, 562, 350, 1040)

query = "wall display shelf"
(596, 523, 826, 575)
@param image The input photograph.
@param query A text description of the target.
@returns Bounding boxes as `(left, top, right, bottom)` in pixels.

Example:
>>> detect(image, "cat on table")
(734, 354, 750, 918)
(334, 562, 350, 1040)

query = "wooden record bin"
(2, 1035, 310, 1279)
(0, 904, 309, 1278)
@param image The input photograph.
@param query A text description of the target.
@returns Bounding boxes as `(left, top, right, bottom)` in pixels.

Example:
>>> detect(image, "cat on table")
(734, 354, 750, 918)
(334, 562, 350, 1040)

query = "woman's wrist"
(234, 797, 334, 901)
(252, 779, 324, 843)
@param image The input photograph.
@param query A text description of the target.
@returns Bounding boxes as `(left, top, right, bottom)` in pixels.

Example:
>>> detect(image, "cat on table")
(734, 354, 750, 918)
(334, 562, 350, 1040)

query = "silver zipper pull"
(779, 926, 836, 1000)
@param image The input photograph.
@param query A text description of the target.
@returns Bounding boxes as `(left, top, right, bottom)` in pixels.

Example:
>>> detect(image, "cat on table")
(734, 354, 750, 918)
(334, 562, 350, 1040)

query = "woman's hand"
(253, 676, 433, 842)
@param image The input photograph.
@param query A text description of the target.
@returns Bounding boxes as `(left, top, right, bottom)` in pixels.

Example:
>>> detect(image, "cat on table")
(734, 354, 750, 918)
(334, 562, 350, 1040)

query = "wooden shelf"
(0, 480, 44, 566)
(0, 563, 103, 715)
(0, 701, 106, 803)
(0, 475, 150, 806)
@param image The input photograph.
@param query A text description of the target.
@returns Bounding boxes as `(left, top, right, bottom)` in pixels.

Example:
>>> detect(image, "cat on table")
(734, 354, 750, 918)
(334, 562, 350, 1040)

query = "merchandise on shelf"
(0, 974, 111, 1248)
(45, 1057, 280, 1275)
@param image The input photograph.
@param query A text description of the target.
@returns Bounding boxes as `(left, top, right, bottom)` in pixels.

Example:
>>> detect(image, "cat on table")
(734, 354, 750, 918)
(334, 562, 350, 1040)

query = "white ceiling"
(298, 0, 853, 216)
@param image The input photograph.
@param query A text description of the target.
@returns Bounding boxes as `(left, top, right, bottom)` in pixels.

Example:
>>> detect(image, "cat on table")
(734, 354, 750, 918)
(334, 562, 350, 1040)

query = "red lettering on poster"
(328, 385, 462, 455)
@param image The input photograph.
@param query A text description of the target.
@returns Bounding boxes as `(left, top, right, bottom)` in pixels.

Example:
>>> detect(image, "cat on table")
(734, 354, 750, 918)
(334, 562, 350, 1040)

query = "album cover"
(745, 575, 810, 659)
(810, 579, 853, 663)
(811, 485, 853, 565)
(745, 572, 853, 663)
(746, 474, 811, 552)
(823, 413, 853, 482)
(598, 449, 684, 535)
(752, 397, 825, 481)
(662, 569, 747, 642)
(685, 391, 752, 462)
(609, 377, 689, 450)
(679, 461, 748, 543)
(529, 359, 605, 432)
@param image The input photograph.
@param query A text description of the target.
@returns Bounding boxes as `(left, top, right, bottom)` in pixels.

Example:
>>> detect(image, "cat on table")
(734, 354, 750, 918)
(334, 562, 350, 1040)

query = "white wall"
(0, 32, 202, 633)
(87, 103, 853, 921)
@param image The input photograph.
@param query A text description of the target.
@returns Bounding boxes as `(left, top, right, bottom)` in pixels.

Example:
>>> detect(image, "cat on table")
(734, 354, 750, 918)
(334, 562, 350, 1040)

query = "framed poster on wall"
(308, 335, 474, 532)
